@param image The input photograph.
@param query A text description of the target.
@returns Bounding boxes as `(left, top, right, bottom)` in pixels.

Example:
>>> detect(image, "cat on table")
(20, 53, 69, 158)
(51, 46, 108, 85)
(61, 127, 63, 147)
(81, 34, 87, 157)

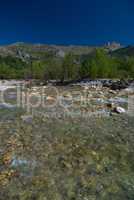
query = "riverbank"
(0, 79, 134, 199)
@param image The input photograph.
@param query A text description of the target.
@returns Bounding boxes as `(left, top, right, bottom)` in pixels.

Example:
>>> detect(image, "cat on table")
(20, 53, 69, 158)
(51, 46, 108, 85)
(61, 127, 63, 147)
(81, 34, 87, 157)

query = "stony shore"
(0, 80, 133, 199)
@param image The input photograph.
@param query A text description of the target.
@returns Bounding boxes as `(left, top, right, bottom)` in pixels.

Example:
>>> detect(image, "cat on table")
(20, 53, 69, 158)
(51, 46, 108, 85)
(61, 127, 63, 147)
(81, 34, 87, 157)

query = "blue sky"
(0, 0, 133, 45)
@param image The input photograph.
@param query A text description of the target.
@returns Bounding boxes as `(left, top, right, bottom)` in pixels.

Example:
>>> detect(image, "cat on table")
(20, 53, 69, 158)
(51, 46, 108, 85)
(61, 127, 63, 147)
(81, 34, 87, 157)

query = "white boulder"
(114, 107, 126, 114)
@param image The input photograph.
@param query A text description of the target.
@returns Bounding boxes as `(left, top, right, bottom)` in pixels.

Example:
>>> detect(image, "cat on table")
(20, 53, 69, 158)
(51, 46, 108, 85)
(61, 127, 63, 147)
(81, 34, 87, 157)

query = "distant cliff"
(0, 43, 98, 61)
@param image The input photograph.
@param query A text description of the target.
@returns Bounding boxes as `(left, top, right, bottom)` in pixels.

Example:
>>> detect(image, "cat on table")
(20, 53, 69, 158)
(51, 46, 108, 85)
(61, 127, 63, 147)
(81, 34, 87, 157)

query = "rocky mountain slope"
(0, 43, 98, 61)
(0, 42, 133, 62)
(111, 45, 134, 57)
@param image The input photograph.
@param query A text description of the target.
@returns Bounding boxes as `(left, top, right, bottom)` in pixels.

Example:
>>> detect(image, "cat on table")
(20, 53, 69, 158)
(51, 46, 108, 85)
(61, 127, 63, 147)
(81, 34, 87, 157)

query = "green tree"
(81, 49, 119, 79)
(61, 53, 80, 81)
(32, 61, 46, 79)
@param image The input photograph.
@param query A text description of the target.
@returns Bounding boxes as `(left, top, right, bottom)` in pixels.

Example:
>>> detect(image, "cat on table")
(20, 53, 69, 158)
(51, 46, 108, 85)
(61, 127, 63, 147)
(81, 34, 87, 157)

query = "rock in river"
(113, 106, 126, 114)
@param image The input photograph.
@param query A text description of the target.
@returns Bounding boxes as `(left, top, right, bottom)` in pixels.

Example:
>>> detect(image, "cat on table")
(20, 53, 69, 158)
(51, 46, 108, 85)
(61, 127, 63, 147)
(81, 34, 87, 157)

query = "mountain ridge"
(0, 42, 133, 62)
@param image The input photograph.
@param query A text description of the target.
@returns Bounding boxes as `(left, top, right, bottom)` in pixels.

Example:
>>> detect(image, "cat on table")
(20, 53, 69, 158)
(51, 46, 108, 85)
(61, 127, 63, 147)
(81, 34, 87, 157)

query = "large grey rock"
(21, 115, 33, 123)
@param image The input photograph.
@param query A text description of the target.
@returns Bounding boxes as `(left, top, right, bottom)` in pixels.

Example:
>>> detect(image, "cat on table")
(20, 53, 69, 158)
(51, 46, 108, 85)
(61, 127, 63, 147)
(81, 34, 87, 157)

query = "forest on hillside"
(0, 49, 134, 80)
